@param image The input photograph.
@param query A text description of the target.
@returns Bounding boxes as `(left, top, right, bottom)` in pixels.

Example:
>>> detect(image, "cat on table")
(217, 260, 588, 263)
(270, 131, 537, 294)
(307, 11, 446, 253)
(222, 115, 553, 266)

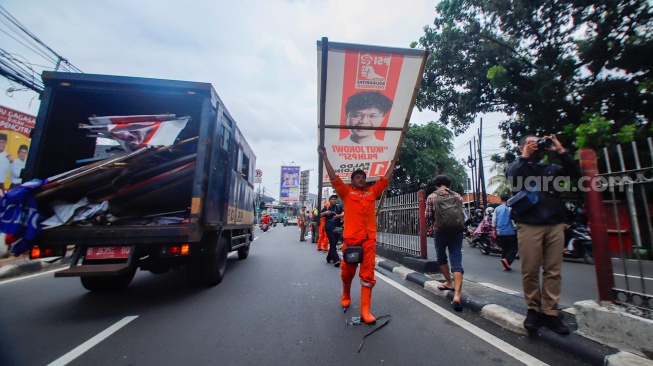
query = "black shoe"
(334, 261, 340, 267)
(523, 310, 541, 331)
(541, 314, 570, 335)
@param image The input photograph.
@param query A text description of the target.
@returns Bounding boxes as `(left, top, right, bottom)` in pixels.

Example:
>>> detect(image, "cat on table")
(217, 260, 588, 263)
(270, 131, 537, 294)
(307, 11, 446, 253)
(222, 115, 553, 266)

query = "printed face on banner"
(0, 106, 35, 190)
(280, 166, 300, 202)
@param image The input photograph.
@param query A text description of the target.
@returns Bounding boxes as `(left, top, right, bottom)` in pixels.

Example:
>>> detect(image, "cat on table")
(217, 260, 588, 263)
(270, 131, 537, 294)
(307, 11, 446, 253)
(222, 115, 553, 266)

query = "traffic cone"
(341, 282, 351, 308)
(360, 286, 376, 324)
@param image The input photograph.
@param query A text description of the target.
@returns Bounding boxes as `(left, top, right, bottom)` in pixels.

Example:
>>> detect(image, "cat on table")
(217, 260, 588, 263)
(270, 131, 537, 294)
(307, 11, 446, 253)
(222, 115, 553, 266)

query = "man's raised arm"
(318, 146, 337, 181)
(383, 159, 398, 181)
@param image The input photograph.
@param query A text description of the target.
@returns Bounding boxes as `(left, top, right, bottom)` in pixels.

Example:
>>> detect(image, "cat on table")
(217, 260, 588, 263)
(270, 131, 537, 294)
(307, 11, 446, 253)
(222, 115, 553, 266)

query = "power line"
(0, 5, 82, 93)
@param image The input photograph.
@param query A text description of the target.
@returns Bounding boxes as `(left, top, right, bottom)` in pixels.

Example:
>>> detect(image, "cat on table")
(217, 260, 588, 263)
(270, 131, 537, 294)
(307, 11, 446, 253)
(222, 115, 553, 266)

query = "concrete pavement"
(373, 255, 653, 366)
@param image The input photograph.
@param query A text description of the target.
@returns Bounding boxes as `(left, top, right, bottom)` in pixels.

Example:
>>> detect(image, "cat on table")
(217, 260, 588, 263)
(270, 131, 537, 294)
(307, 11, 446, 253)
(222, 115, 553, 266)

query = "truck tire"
(80, 269, 136, 292)
(237, 244, 250, 260)
(202, 235, 228, 286)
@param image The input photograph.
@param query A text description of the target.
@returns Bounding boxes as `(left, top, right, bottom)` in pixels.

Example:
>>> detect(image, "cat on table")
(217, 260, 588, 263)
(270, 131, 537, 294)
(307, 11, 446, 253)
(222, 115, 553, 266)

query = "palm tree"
(487, 160, 511, 196)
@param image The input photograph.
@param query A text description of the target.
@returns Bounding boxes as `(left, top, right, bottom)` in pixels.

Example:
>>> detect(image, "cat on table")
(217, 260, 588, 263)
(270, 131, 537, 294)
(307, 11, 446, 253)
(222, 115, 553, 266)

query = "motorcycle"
(260, 222, 269, 232)
(474, 232, 502, 255)
(564, 223, 594, 264)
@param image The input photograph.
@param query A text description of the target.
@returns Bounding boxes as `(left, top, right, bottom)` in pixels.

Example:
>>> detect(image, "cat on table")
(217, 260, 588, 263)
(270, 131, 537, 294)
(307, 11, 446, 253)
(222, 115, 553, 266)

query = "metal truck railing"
(376, 190, 427, 258)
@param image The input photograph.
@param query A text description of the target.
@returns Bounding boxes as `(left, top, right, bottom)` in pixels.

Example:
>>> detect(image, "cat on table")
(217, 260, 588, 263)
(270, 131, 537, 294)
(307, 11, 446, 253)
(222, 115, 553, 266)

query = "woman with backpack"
(425, 174, 466, 311)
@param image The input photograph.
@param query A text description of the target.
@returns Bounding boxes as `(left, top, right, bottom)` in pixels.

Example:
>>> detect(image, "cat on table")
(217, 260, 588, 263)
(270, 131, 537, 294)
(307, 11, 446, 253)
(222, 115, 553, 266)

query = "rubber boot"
(360, 286, 376, 324)
(341, 283, 351, 308)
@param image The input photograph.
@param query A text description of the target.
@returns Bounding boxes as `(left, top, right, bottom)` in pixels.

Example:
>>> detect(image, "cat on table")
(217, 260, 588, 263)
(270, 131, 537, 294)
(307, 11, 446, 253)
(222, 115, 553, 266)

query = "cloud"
(0, 0, 503, 201)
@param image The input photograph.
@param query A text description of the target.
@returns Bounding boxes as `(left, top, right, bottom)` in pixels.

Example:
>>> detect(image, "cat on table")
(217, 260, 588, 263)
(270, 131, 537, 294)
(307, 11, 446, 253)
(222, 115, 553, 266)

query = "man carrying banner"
(318, 146, 397, 324)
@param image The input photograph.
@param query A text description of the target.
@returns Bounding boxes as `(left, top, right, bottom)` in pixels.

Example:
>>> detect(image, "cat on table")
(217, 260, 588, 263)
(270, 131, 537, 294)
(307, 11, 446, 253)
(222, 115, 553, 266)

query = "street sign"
(255, 169, 263, 178)
(254, 177, 262, 183)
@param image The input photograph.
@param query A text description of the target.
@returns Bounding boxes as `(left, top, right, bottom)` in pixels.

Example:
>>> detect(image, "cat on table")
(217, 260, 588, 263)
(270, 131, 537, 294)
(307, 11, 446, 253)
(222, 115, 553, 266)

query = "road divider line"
(47, 316, 138, 366)
(376, 272, 548, 366)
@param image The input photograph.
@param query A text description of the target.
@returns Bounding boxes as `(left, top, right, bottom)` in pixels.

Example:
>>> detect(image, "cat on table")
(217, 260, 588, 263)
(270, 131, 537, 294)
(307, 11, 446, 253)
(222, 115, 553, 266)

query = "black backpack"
(434, 189, 465, 233)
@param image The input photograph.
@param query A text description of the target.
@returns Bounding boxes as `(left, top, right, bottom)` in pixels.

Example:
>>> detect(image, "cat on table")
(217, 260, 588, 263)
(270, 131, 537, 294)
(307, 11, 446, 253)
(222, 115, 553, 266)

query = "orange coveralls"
(318, 202, 330, 251)
(331, 176, 389, 288)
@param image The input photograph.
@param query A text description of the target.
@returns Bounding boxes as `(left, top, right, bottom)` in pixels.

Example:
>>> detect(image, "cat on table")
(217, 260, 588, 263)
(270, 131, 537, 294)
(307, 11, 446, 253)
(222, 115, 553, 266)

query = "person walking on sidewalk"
(506, 134, 580, 335)
(425, 174, 467, 311)
(322, 195, 344, 267)
(298, 206, 309, 241)
(318, 146, 397, 324)
(493, 193, 517, 271)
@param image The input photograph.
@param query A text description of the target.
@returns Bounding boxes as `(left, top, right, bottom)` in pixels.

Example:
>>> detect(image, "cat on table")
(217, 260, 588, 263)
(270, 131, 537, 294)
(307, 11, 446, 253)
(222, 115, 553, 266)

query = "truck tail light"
(162, 244, 190, 256)
(30, 246, 63, 259)
(30, 246, 41, 259)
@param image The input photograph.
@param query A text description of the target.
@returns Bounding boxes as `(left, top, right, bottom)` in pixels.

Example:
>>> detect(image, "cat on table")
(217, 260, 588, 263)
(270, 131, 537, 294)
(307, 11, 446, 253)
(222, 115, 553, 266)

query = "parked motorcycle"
(564, 223, 594, 264)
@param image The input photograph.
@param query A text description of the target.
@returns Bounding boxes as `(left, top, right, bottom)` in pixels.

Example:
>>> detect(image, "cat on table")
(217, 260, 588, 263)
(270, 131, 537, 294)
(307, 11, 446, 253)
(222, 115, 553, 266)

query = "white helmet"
(485, 207, 494, 215)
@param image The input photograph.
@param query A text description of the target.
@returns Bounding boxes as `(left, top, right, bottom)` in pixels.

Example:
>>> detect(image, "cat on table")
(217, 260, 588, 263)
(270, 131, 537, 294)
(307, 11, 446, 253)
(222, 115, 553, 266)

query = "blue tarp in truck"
(23, 72, 256, 291)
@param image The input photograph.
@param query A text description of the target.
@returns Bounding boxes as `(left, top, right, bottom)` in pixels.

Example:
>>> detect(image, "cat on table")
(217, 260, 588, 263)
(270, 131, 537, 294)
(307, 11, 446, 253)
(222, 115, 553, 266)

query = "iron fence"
(596, 138, 653, 316)
(376, 191, 424, 258)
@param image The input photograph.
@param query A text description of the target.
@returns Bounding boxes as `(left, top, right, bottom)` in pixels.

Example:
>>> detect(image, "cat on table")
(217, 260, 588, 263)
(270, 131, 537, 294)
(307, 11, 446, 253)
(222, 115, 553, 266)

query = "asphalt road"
(0, 226, 591, 365)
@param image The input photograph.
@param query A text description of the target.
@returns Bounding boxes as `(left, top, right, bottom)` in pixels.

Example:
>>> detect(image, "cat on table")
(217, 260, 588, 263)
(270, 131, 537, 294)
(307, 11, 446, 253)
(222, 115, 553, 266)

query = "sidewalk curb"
(0, 256, 70, 280)
(375, 257, 653, 366)
(0, 259, 43, 279)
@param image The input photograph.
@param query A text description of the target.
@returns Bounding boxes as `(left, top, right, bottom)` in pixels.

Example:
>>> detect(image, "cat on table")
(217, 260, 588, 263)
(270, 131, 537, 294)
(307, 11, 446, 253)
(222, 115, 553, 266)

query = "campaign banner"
(317, 40, 428, 184)
(279, 166, 300, 203)
(0, 105, 36, 189)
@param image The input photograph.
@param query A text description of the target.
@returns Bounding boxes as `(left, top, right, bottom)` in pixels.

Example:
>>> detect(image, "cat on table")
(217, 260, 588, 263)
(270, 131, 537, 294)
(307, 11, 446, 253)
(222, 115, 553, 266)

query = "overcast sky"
(0, 0, 504, 200)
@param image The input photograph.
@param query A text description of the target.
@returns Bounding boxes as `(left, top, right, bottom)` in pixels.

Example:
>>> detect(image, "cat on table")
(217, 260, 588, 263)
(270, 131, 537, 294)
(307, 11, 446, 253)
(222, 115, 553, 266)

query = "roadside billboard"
(0, 105, 35, 190)
(317, 40, 428, 184)
(279, 166, 300, 203)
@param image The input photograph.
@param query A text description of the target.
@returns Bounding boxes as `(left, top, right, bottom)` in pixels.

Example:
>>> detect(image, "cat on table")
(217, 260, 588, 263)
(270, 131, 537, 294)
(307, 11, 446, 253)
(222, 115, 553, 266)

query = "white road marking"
(0, 267, 65, 285)
(376, 272, 548, 366)
(613, 273, 653, 281)
(47, 316, 138, 366)
(479, 282, 522, 295)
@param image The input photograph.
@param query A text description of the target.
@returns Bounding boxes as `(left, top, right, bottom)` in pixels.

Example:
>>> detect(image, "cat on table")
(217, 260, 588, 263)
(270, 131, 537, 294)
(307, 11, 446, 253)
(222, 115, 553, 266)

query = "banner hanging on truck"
(0, 105, 35, 190)
(317, 40, 428, 184)
(279, 166, 300, 203)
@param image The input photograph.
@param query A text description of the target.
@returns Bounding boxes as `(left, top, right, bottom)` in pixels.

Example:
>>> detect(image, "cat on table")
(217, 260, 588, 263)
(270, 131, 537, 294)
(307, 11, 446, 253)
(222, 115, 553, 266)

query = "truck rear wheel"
(202, 235, 228, 286)
(80, 269, 136, 292)
(237, 244, 250, 260)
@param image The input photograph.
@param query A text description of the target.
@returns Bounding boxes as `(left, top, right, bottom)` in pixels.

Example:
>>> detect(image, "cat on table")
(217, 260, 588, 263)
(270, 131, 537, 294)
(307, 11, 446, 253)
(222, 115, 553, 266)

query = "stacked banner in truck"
(83, 114, 189, 152)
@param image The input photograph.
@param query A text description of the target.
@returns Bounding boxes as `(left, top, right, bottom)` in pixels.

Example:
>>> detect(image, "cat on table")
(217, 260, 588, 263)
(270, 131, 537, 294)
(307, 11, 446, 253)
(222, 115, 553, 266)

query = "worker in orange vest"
(317, 201, 330, 251)
(318, 147, 397, 324)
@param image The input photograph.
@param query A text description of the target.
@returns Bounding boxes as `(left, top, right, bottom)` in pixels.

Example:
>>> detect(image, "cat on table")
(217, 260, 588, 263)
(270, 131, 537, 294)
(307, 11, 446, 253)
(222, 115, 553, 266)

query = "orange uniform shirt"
(331, 177, 389, 241)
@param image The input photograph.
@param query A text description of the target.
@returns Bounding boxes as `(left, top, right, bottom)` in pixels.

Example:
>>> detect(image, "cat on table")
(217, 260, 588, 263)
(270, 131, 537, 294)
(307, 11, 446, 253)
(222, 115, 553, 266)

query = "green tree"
(411, 0, 653, 150)
(486, 158, 510, 196)
(390, 122, 467, 196)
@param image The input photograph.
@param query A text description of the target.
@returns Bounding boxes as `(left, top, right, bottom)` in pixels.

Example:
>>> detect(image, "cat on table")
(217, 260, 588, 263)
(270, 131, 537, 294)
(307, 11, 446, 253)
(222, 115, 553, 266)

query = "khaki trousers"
(515, 222, 565, 316)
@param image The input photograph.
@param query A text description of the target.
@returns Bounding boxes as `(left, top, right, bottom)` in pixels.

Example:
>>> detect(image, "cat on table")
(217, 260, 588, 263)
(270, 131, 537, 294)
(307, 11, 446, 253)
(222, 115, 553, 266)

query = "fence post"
(580, 149, 615, 301)
(419, 190, 427, 259)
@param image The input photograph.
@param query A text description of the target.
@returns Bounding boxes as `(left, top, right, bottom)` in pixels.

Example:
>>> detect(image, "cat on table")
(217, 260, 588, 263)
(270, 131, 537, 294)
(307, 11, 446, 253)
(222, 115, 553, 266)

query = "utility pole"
(478, 118, 488, 209)
(473, 136, 480, 208)
(467, 140, 477, 209)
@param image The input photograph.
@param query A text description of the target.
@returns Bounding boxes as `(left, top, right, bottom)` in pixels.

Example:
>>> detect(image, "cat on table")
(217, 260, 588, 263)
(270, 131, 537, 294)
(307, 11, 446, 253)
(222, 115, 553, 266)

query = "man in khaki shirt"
(298, 206, 309, 242)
